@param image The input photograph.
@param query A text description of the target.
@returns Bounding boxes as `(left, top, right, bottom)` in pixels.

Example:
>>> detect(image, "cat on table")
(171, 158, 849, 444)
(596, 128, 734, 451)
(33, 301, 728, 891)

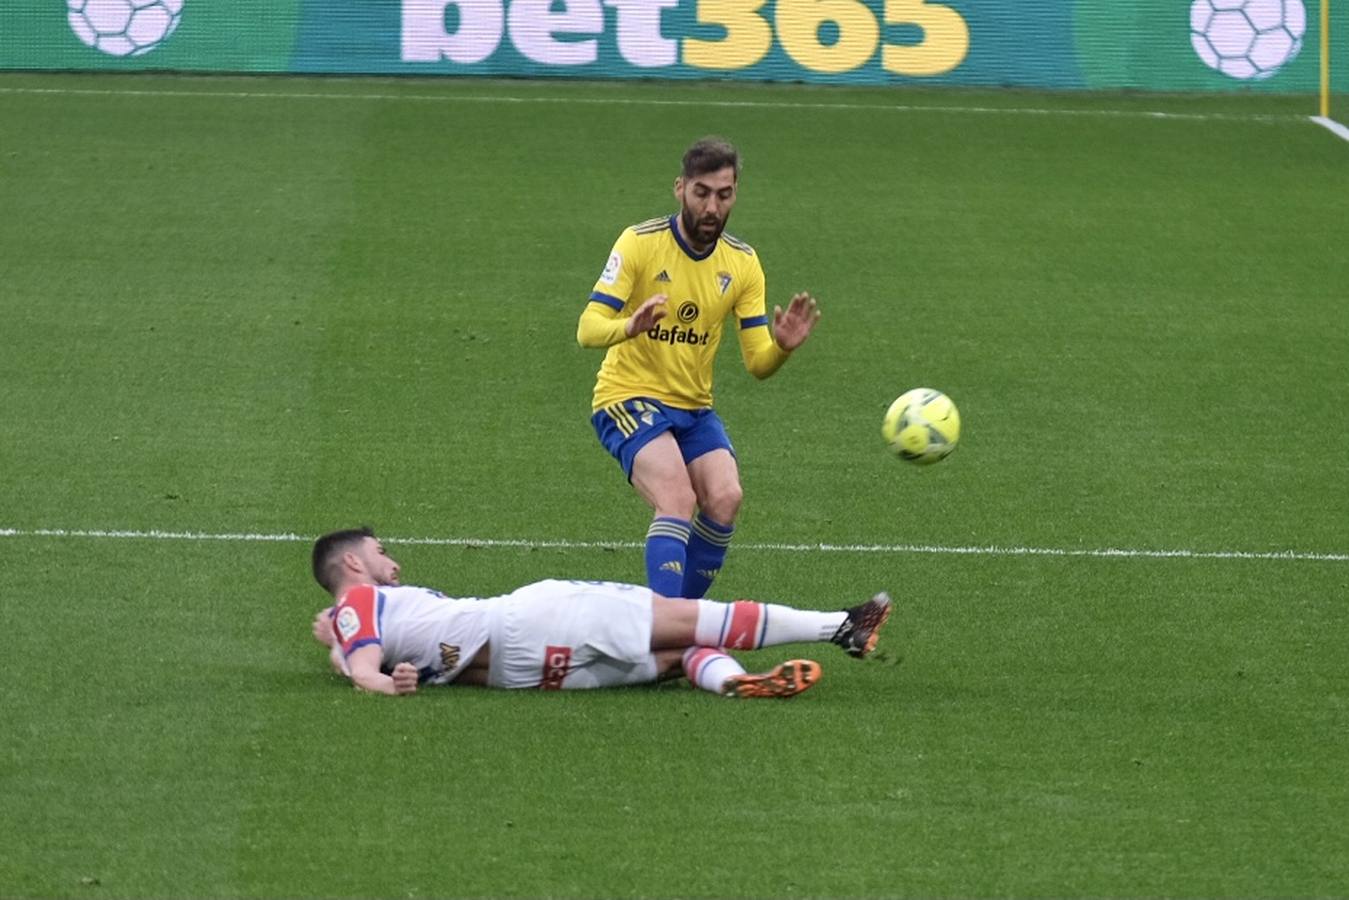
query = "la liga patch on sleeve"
(336, 606, 362, 641)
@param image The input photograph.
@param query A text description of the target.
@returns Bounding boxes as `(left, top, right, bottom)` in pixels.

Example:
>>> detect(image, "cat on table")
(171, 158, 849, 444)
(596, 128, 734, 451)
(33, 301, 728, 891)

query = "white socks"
(682, 647, 744, 693)
(694, 599, 846, 650)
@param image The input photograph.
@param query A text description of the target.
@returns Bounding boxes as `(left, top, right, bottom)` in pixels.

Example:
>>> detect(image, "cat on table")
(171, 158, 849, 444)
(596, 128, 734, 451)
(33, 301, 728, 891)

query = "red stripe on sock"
(724, 601, 764, 650)
(682, 647, 721, 683)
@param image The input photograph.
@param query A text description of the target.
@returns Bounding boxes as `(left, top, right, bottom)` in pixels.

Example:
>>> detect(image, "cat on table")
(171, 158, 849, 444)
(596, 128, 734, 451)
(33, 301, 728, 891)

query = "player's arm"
(327, 584, 415, 695)
(345, 645, 419, 696)
(578, 294, 669, 347)
(329, 644, 352, 677)
(314, 607, 353, 676)
(577, 229, 668, 347)
(736, 257, 819, 378)
(739, 319, 791, 380)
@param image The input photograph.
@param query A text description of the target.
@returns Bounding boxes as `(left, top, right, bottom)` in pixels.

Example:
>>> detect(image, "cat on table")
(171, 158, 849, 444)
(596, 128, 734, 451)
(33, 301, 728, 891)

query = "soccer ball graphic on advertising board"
(1190, 0, 1305, 80)
(68, 0, 184, 58)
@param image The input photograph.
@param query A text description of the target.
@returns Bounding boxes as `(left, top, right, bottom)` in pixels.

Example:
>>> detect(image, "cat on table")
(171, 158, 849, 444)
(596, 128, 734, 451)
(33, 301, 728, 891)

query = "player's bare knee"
(700, 482, 743, 523)
(653, 485, 698, 520)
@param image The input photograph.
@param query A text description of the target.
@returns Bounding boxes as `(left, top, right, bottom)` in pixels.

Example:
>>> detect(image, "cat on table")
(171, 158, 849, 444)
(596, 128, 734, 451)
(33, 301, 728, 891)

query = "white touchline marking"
(1311, 116, 1349, 142)
(1, 527, 1345, 562)
(0, 85, 1307, 125)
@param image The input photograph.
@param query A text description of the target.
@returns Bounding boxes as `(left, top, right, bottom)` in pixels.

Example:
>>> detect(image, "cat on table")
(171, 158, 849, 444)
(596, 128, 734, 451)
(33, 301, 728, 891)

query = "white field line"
(1, 526, 1345, 563)
(1311, 115, 1349, 141)
(0, 84, 1307, 125)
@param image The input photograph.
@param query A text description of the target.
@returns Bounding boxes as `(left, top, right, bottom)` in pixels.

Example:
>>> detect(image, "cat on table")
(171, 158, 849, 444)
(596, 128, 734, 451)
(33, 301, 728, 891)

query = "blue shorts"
(591, 398, 735, 480)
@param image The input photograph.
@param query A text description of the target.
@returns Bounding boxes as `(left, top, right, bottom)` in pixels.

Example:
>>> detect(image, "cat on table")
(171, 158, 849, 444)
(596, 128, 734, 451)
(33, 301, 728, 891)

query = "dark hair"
(682, 136, 740, 180)
(312, 526, 376, 593)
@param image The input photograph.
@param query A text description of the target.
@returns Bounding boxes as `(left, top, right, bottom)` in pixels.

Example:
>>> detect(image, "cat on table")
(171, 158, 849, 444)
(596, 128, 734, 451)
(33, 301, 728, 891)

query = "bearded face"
(675, 165, 738, 250)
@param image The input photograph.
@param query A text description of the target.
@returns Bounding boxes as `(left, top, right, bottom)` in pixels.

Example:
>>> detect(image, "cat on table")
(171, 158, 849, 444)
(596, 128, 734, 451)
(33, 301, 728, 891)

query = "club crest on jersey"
(600, 251, 622, 285)
(717, 271, 732, 295)
(439, 642, 461, 671)
(336, 606, 361, 641)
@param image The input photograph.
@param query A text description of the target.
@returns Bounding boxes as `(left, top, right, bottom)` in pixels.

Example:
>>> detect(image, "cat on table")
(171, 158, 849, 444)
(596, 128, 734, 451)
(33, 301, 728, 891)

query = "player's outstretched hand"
(772, 292, 821, 351)
(625, 293, 669, 337)
(391, 662, 420, 695)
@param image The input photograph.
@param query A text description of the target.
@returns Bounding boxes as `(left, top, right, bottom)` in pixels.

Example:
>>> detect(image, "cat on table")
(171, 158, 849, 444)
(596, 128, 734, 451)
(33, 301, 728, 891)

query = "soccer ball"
(68, 0, 184, 58)
(1190, 0, 1305, 81)
(882, 388, 960, 465)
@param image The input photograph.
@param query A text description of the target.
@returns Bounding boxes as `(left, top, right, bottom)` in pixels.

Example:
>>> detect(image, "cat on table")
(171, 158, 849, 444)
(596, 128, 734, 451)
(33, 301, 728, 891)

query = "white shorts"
(485, 580, 658, 690)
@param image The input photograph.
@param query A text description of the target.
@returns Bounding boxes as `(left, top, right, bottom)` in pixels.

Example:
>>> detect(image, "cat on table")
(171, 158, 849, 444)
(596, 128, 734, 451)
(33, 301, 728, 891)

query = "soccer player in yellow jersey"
(577, 136, 821, 600)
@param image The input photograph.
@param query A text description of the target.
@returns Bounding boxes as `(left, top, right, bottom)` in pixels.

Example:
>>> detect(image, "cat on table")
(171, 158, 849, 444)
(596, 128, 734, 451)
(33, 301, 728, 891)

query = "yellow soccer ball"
(882, 388, 961, 465)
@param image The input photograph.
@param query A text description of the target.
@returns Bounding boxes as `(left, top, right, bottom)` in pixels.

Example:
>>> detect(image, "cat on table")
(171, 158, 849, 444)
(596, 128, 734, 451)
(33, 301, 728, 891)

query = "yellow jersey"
(578, 215, 787, 411)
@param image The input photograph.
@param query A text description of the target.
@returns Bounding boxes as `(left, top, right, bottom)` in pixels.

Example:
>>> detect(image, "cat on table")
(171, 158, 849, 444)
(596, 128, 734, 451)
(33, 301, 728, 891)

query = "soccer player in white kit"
(310, 527, 892, 699)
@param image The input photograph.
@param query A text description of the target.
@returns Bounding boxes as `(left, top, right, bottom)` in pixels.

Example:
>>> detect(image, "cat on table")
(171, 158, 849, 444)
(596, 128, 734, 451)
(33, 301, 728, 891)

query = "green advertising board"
(0, 0, 1340, 91)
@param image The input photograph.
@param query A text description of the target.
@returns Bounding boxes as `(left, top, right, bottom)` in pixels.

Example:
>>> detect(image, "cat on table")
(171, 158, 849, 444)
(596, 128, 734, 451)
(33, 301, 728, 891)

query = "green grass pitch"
(1, 72, 1347, 898)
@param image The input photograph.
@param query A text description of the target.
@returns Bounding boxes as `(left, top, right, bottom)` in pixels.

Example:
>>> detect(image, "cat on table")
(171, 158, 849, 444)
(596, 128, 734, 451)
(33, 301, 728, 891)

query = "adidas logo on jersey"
(655, 270, 672, 283)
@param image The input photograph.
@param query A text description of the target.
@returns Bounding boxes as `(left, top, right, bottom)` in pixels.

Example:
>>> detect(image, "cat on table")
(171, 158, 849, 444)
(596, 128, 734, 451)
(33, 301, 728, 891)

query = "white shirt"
(332, 584, 491, 685)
